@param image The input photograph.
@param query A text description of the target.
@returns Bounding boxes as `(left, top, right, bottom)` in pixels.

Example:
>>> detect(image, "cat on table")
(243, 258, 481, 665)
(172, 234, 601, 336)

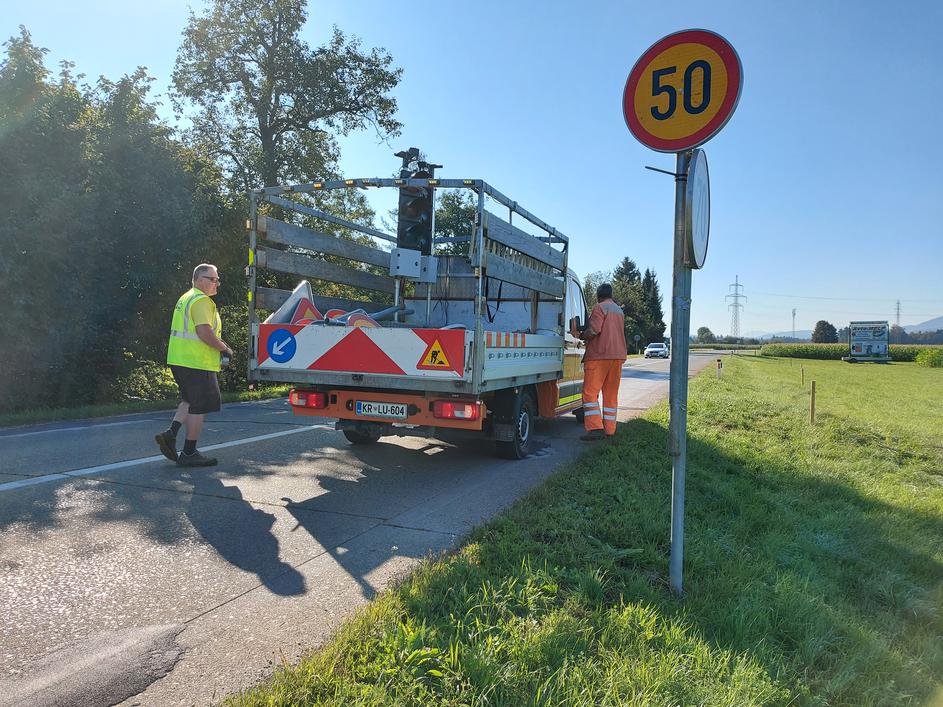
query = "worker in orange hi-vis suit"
(578, 283, 627, 441)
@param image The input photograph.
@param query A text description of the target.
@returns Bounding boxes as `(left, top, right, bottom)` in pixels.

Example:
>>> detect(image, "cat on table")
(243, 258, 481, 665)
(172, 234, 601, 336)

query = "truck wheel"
(496, 392, 535, 460)
(343, 427, 382, 445)
(573, 407, 585, 424)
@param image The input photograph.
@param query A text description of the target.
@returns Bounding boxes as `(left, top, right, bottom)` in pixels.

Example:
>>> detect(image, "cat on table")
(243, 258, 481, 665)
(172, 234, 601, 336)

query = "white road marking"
(0, 399, 291, 439)
(0, 424, 333, 495)
(0, 474, 73, 491)
(624, 360, 669, 370)
(0, 419, 152, 440)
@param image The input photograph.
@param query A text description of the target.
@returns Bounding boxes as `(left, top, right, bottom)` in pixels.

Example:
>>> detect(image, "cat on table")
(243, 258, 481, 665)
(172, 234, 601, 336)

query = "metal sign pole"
(668, 149, 693, 595)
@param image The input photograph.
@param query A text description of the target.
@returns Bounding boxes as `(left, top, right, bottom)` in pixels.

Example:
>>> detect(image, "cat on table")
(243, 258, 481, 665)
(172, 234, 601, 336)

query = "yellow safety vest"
(166, 288, 222, 371)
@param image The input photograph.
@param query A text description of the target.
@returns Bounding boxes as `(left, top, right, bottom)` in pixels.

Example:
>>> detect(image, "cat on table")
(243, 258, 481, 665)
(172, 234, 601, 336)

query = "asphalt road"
(0, 352, 718, 706)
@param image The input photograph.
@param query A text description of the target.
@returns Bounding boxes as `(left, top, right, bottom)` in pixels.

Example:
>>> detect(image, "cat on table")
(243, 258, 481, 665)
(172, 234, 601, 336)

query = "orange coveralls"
(581, 299, 627, 435)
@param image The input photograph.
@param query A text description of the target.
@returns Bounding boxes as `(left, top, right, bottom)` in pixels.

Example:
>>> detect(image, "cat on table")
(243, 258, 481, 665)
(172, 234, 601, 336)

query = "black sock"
(183, 439, 197, 455)
(168, 421, 182, 438)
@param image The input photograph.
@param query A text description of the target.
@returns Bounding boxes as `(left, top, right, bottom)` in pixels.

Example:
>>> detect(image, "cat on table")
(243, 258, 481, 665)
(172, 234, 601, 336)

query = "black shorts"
(170, 365, 221, 415)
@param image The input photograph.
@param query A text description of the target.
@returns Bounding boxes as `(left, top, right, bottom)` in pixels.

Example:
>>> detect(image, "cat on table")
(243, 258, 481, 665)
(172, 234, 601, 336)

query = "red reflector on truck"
(289, 390, 327, 409)
(432, 400, 480, 421)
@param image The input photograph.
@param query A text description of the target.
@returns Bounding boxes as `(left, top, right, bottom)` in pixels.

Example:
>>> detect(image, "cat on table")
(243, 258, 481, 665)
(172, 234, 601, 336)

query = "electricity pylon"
(726, 275, 746, 340)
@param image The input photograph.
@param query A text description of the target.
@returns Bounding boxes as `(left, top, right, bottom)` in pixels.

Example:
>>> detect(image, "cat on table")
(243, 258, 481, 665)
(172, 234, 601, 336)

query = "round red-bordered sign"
(623, 29, 742, 152)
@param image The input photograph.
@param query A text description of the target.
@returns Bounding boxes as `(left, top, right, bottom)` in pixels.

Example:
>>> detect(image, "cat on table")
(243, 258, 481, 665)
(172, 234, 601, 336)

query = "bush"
(218, 303, 250, 393)
(104, 304, 250, 405)
(110, 357, 179, 402)
(760, 343, 943, 362)
(888, 346, 936, 362)
(915, 348, 943, 368)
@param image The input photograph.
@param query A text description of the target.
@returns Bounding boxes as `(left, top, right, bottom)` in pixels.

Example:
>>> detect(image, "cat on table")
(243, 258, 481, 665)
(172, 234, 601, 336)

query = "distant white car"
(644, 342, 669, 359)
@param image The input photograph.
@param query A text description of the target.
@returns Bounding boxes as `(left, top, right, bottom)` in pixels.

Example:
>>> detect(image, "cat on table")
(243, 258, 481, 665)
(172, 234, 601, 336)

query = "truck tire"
(343, 426, 382, 445)
(573, 407, 585, 424)
(495, 391, 535, 460)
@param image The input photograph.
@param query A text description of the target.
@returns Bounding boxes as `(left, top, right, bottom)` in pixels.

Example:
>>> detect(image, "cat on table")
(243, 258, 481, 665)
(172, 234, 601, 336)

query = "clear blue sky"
(7, 1, 943, 335)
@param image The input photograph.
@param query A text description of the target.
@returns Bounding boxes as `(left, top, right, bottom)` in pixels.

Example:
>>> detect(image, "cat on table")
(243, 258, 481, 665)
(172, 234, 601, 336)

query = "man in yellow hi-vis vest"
(155, 263, 233, 467)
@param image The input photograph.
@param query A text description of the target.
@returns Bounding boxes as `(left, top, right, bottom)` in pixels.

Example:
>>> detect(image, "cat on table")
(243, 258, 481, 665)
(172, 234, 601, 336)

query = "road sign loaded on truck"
(246, 150, 588, 458)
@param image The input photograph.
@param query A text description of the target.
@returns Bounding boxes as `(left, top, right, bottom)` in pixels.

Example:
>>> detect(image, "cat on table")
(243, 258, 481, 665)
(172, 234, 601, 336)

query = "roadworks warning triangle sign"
(417, 338, 450, 370)
(290, 298, 323, 324)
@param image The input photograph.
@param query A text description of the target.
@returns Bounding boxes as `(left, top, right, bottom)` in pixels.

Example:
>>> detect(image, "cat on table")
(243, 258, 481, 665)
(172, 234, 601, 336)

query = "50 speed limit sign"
(623, 29, 742, 152)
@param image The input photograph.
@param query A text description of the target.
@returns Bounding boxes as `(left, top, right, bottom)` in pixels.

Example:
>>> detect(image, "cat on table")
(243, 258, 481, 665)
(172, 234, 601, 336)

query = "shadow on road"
(184, 472, 305, 596)
(622, 368, 670, 381)
(277, 437, 478, 600)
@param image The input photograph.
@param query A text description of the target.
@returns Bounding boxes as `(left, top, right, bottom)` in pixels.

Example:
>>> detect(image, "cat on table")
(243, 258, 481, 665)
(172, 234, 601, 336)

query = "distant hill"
(743, 330, 812, 341)
(904, 315, 943, 333)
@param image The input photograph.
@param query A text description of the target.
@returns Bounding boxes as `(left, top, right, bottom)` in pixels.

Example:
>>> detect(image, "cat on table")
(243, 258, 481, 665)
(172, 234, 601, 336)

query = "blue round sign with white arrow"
(266, 328, 297, 363)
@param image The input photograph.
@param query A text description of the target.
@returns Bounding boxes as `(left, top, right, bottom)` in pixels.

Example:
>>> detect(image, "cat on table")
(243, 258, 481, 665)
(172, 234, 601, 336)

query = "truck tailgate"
(255, 324, 471, 381)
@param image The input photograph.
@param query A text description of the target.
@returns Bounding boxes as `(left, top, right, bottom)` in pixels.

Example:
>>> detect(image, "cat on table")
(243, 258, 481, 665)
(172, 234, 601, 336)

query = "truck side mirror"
(569, 316, 582, 337)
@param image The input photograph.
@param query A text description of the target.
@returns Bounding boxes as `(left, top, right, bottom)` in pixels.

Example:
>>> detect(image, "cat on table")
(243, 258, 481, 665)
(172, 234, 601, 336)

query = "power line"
(742, 303, 940, 317)
(751, 291, 943, 303)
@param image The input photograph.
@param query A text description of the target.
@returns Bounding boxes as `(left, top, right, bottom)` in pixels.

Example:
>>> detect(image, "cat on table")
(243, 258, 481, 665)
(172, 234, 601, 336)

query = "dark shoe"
(580, 430, 606, 442)
(155, 432, 178, 462)
(177, 451, 217, 467)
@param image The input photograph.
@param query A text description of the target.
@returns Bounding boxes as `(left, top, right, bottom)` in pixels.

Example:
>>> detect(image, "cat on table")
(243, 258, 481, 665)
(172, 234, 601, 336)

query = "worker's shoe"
(177, 451, 217, 467)
(154, 431, 178, 462)
(580, 429, 606, 442)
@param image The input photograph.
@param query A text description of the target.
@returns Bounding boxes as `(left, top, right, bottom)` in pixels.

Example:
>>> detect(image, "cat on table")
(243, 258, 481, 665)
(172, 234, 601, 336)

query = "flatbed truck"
(247, 160, 588, 458)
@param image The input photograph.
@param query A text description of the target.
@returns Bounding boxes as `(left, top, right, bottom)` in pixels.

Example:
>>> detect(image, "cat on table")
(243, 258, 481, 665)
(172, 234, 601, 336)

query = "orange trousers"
(582, 359, 623, 435)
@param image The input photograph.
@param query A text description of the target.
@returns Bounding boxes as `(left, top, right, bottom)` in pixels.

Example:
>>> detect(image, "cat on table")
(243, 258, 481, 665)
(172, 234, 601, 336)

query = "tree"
(173, 0, 402, 191)
(812, 320, 839, 343)
(586, 260, 666, 346)
(696, 326, 715, 343)
(640, 268, 666, 342)
(613, 257, 641, 287)
(582, 271, 607, 310)
(434, 191, 476, 256)
(0, 28, 240, 413)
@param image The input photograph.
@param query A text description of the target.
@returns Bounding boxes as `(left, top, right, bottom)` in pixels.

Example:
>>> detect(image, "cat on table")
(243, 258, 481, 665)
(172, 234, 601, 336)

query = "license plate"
(355, 401, 407, 419)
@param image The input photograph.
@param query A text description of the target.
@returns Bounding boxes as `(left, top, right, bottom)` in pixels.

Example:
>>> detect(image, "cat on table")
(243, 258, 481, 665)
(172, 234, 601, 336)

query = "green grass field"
(229, 358, 943, 706)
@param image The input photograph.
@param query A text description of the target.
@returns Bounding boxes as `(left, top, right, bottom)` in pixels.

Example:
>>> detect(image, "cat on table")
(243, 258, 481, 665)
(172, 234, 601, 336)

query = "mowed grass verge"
(230, 358, 943, 706)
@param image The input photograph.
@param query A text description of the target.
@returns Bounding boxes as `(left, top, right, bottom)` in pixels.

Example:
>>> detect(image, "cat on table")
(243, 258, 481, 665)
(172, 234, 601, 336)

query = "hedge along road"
(0, 353, 717, 707)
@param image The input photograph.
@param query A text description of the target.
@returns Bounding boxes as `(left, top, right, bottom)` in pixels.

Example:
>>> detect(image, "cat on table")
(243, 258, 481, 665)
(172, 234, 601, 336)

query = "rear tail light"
(289, 389, 328, 409)
(432, 400, 480, 421)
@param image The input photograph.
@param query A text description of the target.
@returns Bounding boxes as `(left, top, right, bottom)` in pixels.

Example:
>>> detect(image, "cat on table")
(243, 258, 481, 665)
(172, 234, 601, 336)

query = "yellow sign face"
(623, 30, 742, 152)
(419, 339, 450, 368)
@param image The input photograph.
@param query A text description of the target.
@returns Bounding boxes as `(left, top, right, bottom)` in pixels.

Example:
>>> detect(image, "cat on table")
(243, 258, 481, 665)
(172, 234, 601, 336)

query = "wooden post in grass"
(801, 365, 805, 386)
(810, 380, 816, 424)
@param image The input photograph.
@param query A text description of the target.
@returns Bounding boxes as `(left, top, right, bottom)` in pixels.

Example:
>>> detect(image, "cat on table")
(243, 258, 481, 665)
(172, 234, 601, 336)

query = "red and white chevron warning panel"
(257, 324, 467, 378)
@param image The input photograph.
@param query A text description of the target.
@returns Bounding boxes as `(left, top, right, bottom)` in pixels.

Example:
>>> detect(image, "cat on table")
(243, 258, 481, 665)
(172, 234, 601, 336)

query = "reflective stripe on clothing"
(582, 359, 623, 435)
(170, 329, 201, 341)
